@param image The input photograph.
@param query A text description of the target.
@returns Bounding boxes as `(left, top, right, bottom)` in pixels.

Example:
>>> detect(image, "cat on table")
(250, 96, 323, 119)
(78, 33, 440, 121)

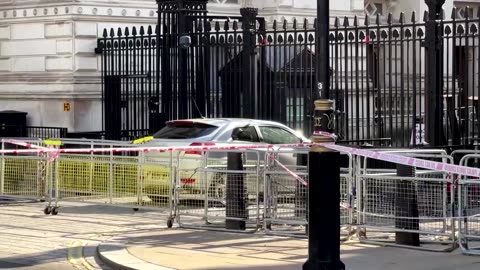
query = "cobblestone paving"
(0, 201, 169, 269)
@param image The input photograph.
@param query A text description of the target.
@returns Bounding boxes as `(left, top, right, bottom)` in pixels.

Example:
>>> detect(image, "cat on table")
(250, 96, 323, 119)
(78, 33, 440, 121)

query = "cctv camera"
(179, 35, 191, 49)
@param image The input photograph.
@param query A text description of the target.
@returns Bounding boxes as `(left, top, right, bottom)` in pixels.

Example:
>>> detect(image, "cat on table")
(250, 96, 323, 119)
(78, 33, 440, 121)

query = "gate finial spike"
(399, 12, 405, 24)
(205, 21, 212, 31)
(334, 17, 339, 27)
(387, 13, 392, 24)
(375, 13, 380, 25)
(343, 16, 349, 27)
(109, 28, 114, 37)
(140, 26, 145, 35)
(124, 27, 129, 36)
(364, 14, 369, 26)
(103, 29, 108, 37)
(451, 7, 457, 19)
(293, 18, 297, 29)
(353, 15, 358, 26)
(423, 10, 428, 22)
(303, 18, 309, 30)
(411, 11, 416, 22)
(283, 19, 288, 30)
(132, 27, 137, 36)
(272, 19, 277, 30)
(147, 25, 153, 35)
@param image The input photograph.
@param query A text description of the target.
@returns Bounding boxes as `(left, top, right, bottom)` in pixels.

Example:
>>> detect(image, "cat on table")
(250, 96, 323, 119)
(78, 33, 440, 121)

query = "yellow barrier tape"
(132, 136, 154, 145)
(43, 139, 62, 146)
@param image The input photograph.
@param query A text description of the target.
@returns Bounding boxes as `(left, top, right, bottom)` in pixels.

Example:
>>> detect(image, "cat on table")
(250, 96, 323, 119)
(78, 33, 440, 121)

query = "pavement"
(0, 200, 168, 270)
(2, 200, 480, 270)
(97, 229, 480, 270)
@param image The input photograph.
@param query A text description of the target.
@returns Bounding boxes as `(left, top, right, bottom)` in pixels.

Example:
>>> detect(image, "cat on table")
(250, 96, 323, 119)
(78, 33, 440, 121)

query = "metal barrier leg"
(51, 159, 59, 215)
(43, 160, 55, 215)
(395, 164, 419, 246)
(109, 149, 113, 204)
(0, 146, 4, 196)
(296, 153, 308, 234)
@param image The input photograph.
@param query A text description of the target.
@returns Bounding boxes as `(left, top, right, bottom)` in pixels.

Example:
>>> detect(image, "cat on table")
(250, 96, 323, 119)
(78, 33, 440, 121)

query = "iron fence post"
(240, 7, 258, 119)
(425, 0, 446, 146)
(178, 1, 188, 119)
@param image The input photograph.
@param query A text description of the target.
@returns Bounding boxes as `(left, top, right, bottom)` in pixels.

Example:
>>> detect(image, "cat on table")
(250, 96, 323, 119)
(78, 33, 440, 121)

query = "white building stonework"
(0, 0, 362, 132)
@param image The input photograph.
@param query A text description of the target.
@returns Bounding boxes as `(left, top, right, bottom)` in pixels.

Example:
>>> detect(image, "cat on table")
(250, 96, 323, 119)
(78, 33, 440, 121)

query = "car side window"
(258, 126, 301, 144)
(231, 126, 259, 142)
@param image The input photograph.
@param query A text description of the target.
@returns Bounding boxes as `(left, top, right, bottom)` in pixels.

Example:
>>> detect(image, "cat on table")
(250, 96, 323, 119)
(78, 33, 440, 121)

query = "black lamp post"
(303, 0, 345, 269)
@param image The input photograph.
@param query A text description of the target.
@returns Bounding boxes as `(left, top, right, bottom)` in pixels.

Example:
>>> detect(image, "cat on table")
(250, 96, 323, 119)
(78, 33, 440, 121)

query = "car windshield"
(153, 121, 218, 139)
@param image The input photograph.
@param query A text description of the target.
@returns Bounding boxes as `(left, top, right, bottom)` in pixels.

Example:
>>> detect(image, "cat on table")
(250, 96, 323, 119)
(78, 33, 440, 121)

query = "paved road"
(0, 201, 169, 269)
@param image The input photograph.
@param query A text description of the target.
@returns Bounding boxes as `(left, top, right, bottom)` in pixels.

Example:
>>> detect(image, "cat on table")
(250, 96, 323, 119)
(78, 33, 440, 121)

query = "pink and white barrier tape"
(324, 144, 480, 178)
(1, 138, 480, 179)
(1, 139, 48, 150)
(0, 143, 311, 155)
(273, 158, 309, 187)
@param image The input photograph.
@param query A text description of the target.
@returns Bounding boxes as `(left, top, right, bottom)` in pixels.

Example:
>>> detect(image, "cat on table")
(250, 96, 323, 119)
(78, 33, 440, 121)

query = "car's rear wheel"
(208, 174, 226, 206)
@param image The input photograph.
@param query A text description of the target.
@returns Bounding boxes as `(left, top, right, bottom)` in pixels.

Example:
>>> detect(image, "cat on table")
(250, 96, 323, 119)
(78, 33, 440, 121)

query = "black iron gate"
(96, 1, 480, 147)
(96, 0, 318, 140)
(96, 26, 160, 140)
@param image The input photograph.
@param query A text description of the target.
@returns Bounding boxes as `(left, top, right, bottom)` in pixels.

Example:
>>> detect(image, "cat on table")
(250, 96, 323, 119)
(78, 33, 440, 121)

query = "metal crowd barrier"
(7, 138, 480, 256)
(0, 139, 51, 204)
(263, 147, 355, 239)
(458, 153, 480, 255)
(355, 149, 457, 252)
(172, 149, 263, 231)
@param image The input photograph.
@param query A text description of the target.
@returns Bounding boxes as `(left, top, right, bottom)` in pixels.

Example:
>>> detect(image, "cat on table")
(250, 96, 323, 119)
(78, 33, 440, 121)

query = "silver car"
(141, 118, 310, 204)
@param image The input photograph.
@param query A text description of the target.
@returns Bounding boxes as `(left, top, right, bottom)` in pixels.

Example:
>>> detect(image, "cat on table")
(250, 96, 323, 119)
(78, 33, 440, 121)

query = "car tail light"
(185, 142, 216, 155)
(181, 178, 196, 184)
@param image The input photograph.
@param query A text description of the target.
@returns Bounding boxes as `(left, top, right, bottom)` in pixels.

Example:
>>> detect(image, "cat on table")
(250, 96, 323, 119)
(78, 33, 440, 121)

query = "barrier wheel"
(44, 207, 51, 215)
(51, 207, 59, 216)
(167, 218, 173, 228)
(133, 208, 139, 212)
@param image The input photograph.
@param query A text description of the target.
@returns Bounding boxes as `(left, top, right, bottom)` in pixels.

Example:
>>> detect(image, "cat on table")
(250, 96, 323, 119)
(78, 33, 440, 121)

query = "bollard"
(303, 100, 345, 270)
(225, 152, 247, 230)
(303, 141, 344, 270)
(395, 164, 419, 246)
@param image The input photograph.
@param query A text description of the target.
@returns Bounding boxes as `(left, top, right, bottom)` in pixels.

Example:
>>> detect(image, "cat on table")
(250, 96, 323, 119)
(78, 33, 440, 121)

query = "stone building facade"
(3, 0, 466, 132)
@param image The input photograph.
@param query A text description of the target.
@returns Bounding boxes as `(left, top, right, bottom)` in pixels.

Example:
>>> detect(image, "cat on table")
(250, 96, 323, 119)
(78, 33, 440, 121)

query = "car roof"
(168, 118, 286, 127)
